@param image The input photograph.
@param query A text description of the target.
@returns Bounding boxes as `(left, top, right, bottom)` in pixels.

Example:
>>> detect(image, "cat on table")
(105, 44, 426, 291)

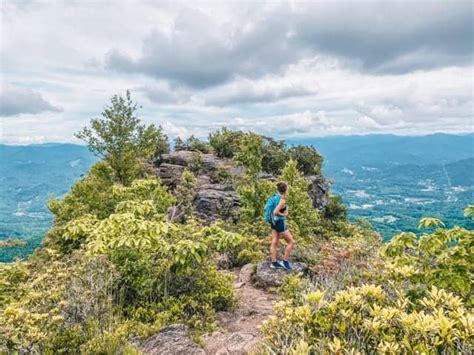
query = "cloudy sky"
(1, 0, 473, 144)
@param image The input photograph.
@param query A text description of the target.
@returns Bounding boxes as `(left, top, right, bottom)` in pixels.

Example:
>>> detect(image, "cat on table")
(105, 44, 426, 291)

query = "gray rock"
(194, 185, 240, 222)
(307, 175, 331, 209)
(155, 163, 186, 188)
(138, 324, 204, 355)
(152, 150, 330, 223)
(238, 264, 255, 284)
(253, 261, 308, 288)
(158, 151, 200, 167)
(216, 332, 259, 354)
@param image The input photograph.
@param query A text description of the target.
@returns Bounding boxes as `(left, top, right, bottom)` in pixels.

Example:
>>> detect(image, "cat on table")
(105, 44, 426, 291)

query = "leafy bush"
(48, 160, 117, 224)
(262, 284, 473, 354)
(261, 137, 290, 175)
(208, 127, 245, 158)
(1, 177, 238, 353)
(181, 135, 211, 153)
(279, 160, 320, 240)
(260, 211, 474, 354)
(234, 133, 264, 178)
(323, 195, 348, 220)
(382, 214, 473, 303)
(173, 169, 197, 222)
(288, 145, 323, 175)
(200, 224, 265, 266)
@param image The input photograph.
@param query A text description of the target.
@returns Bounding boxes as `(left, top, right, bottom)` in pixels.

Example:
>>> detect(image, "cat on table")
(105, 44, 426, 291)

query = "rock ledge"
(253, 261, 308, 288)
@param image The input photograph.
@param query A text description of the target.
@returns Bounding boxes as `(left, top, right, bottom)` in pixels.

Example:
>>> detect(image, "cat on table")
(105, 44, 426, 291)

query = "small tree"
(174, 136, 186, 151)
(75, 91, 169, 185)
(279, 159, 320, 239)
(261, 137, 290, 175)
(234, 133, 264, 178)
(184, 135, 211, 153)
(174, 169, 197, 222)
(323, 195, 348, 220)
(208, 127, 245, 158)
(288, 145, 323, 175)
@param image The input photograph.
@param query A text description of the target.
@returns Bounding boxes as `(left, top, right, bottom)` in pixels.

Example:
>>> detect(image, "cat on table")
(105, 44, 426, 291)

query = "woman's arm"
(273, 198, 286, 216)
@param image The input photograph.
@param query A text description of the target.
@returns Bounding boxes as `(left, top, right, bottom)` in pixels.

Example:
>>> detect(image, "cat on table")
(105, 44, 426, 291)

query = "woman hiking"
(264, 181, 295, 271)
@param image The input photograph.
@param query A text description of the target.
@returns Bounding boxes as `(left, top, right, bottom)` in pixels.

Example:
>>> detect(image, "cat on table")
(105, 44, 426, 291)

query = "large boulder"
(194, 183, 240, 222)
(137, 324, 204, 355)
(152, 150, 330, 223)
(253, 261, 308, 288)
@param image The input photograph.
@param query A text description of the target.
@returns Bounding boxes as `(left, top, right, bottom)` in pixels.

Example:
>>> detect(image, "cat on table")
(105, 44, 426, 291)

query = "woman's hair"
(276, 181, 288, 194)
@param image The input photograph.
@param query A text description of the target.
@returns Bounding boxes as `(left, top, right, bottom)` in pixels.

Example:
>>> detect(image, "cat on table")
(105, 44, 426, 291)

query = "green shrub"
(183, 135, 211, 153)
(279, 160, 320, 240)
(261, 284, 473, 354)
(261, 137, 290, 175)
(208, 127, 245, 158)
(323, 195, 347, 220)
(288, 145, 323, 175)
(382, 214, 473, 303)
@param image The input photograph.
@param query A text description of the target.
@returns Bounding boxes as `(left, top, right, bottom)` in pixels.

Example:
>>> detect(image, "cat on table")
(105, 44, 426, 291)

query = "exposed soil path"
(202, 266, 279, 354)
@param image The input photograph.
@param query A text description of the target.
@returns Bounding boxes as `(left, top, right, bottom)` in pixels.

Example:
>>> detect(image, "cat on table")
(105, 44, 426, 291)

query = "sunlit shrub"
(381, 212, 473, 303)
(261, 284, 473, 354)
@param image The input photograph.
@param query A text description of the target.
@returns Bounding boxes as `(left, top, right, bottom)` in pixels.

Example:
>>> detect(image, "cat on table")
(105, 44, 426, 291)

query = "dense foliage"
(260, 209, 474, 354)
(208, 127, 323, 175)
(0, 177, 258, 352)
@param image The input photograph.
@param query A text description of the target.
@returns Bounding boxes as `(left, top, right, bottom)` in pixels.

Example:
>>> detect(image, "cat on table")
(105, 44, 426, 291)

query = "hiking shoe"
(282, 260, 292, 271)
(270, 261, 284, 269)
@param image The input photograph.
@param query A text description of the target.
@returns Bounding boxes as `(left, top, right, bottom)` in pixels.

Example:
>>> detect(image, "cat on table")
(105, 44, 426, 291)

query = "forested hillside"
(295, 134, 474, 238)
(0, 144, 97, 258)
(1, 133, 472, 261)
(0, 93, 472, 354)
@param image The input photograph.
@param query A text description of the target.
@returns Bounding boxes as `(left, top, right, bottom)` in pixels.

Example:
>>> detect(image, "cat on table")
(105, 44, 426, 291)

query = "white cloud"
(1, 1, 472, 143)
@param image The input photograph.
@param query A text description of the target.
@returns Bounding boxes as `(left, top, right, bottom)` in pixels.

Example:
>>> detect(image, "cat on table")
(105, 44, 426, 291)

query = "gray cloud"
(294, 1, 473, 73)
(105, 1, 473, 88)
(140, 84, 191, 105)
(1, 1, 472, 143)
(105, 5, 305, 88)
(0, 86, 62, 117)
(205, 84, 314, 107)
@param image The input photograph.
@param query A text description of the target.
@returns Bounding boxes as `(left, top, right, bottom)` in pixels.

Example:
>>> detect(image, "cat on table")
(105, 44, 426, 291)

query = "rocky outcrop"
(152, 151, 241, 222)
(307, 175, 331, 209)
(253, 261, 308, 288)
(137, 324, 204, 354)
(152, 150, 330, 223)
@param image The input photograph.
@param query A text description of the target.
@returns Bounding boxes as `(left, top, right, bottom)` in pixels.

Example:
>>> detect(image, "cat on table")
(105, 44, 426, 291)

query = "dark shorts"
(271, 219, 288, 233)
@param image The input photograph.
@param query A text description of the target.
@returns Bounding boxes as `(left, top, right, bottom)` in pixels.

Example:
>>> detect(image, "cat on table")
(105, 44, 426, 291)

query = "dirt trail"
(202, 267, 279, 354)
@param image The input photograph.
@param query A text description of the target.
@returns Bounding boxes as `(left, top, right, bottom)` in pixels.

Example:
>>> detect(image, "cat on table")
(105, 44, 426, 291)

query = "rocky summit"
(152, 150, 330, 223)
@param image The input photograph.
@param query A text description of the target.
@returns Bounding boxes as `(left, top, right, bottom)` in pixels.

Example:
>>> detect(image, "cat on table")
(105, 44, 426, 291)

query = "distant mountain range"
(290, 133, 474, 169)
(0, 144, 97, 259)
(1, 133, 473, 261)
(290, 133, 474, 237)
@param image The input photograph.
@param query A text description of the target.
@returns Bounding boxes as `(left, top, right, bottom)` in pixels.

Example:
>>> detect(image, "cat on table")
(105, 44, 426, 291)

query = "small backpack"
(264, 193, 280, 223)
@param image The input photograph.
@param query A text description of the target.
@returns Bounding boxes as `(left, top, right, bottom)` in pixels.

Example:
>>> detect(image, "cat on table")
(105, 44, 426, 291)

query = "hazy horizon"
(0, 131, 473, 147)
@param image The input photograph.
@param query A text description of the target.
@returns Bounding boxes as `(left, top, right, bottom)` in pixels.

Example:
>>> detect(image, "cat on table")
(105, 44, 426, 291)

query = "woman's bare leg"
(270, 229, 280, 262)
(281, 230, 295, 261)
